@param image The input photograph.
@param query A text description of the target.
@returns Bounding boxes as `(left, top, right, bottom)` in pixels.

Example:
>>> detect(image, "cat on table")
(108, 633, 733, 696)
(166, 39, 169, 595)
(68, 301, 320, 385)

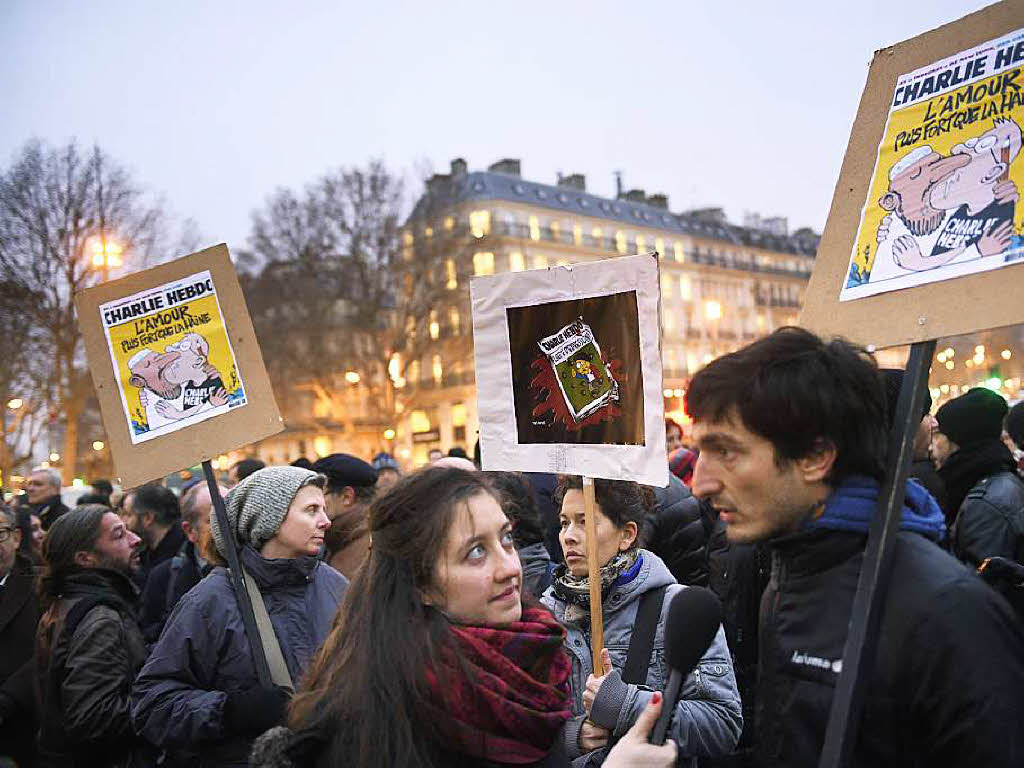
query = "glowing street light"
(383, 428, 396, 441)
(6, 398, 22, 410)
(344, 371, 361, 384)
(92, 440, 105, 451)
(1002, 349, 1012, 360)
(49, 452, 60, 463)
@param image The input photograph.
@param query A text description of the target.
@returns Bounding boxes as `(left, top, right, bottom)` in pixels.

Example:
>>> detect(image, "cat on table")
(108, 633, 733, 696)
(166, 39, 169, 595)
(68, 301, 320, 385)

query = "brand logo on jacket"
(791, 650, 843, 674)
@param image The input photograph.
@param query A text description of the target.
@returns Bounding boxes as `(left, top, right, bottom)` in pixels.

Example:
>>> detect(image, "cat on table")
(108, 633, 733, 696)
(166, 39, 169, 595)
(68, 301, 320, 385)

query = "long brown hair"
(289, 467, 497, 767)
(37, 504, 109, 611)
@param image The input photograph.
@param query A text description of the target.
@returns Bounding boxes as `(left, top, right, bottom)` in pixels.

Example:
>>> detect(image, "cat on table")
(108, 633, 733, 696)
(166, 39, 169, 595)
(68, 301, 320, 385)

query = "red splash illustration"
(529, 354, 626, 432)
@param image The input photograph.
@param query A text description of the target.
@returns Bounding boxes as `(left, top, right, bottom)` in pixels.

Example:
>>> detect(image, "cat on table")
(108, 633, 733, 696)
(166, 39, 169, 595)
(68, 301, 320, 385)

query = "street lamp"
(92, 440, 105, 451)
(91, 237, 123, 282)
(6, 398, 22, 410)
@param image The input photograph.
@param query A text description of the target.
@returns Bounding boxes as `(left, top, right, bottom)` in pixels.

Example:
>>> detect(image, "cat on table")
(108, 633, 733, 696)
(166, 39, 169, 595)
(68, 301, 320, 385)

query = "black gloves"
(223, 685, 291, 736)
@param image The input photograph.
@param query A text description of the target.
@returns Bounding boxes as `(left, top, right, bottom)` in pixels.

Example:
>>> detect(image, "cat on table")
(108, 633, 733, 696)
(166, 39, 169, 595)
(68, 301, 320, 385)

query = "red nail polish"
(652, 692, 662, 705)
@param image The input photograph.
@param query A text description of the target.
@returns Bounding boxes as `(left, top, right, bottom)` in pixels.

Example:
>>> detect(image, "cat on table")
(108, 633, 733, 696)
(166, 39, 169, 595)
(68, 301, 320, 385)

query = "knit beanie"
(1006, 401, 1024, 449)
(210, 465, 324, 557)
(935, 387, 1008, 448)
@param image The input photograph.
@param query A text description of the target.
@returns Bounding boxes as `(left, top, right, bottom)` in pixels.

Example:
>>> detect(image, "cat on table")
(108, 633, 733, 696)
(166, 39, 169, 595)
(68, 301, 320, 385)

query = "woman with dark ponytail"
(253, 467, 678, 768)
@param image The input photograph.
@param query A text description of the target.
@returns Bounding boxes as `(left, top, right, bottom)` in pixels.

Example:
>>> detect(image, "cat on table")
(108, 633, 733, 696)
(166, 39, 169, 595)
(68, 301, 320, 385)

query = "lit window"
(314, 436, 331, 458)
(432, 355, 443, 383)
(551, 221, 560, 240)
(410, 410, 431, 433)
(510, 251, 526, 272)
(615, 231, 628, 255)
(573, 224, 583, 245)
(470, 210, 491, 238)
(403, 232, 414, 246)
(533, 254, 548, 269)
(705, 300, 722, 320)
(637, 235, 647, 253)
(446, 259, 458, 289)
(451, 402, 467, 427)
(409, 361, 420, 383)
(529, 215, 541, 241)
(429, 310, 440, 340)
(665, 311, 675, 331)
(592, 227, 603, 241)
(665, 348, 676, 370)
(674, 242, 684, 262)
(680, 275, 692, 301)
(450, 307, 460, 334)
(424, 226, 433, 238)
(686, 352, 699, 372)
(444, 216, 454, 230)
(473, 252, 495, 275)
(655, 237, 665, 256)
(661, 274, 674, 298)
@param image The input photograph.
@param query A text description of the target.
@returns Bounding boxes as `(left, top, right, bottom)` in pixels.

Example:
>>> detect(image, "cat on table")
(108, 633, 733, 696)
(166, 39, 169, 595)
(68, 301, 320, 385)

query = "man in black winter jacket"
(933, 387, 1024, 567)
(687, 328, 1024, 767)
(35, 504, 153, 768)
(643, 474, 711, 587)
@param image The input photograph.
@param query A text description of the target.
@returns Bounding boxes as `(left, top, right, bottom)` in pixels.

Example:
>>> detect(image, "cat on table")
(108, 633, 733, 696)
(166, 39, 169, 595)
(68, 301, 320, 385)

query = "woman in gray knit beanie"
(132, 465, 348, 767)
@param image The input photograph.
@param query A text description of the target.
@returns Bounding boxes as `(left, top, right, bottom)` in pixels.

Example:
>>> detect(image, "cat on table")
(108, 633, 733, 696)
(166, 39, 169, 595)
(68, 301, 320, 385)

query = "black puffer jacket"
(131, 547, 347, 768)
(759, 527, 1024, 767)
(951, 471, 1024, 567)
(643, 474, 711, 587)
(35, 568, 153, 768)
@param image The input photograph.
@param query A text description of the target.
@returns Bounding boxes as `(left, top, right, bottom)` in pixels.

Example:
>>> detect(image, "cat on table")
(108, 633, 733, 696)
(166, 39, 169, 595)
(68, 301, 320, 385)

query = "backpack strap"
(242, 569, 295, 692)
(622, 585, 668, 685)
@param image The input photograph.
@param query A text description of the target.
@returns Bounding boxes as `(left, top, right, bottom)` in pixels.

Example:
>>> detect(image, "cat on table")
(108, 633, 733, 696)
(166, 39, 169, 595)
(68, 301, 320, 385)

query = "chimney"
(647, 193, 669, 209)
(614, 171, 623, 198)
(557, 173, 586, 191)
(487, 158, 521, 177)
(425, 173, 450, 195)
(450, 158, 467, 177)
(624, 189, 646, 203)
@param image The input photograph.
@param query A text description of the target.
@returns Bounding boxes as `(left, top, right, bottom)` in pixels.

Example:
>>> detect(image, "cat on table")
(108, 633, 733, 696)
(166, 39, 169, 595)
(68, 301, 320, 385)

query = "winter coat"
(541, 549, 742, 767)
(0, 554, 41, 766)
(249, 723, 570, 768)
(138, 540, 208, 643)
(644, 475, 712, 587)
(35, 568, 153, 768)
(130, 546, 347, 768)
(34, 495, 68, 532)
(135, 525, 187, 591)
(951, 470, 1024, 567)
(518, 542, 554, 598)
(757, 476, 1024, 767)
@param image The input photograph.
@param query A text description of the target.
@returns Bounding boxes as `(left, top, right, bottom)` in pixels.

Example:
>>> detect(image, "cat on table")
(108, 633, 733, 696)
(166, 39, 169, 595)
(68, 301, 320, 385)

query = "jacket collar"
(240, 545, 319, 589)
(61, 567, 140, 607)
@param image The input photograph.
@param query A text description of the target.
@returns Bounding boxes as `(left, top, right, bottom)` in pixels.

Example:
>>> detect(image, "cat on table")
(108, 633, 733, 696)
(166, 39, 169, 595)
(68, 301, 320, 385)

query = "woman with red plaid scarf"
(251, 467, 676, 767)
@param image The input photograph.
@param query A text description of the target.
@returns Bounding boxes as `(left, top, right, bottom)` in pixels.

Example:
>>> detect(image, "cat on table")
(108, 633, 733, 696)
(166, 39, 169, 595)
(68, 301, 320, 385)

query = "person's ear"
(619, 521, 638, 552)
(73, 550, 96, 568)
(796, 439, 837, 483)
(342, 487, 357, 507)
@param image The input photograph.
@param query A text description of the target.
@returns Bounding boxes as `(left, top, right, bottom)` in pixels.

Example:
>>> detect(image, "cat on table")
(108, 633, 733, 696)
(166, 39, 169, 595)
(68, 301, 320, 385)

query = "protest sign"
(76, 244, 282, 488)
(801, 0, 1024, 348)
(471, 253, 667, 488)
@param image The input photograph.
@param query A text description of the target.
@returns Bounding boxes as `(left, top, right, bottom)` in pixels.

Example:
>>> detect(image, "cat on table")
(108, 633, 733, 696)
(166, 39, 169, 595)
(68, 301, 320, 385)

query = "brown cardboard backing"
(800, 0, 1024, 349)
(74, 244, 282, 488)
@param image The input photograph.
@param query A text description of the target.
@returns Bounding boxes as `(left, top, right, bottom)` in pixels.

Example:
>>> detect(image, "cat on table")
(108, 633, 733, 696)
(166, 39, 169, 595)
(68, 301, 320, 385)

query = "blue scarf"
(801, 475, 946, 541)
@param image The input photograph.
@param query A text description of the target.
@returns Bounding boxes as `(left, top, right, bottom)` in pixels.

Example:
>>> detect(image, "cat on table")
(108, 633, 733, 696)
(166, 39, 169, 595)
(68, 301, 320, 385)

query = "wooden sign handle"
(582, 476, 604, 676)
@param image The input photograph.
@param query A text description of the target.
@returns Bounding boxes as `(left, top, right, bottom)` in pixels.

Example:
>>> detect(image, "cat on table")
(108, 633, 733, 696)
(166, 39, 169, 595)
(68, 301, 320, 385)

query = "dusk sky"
(1, 0, 992, 254)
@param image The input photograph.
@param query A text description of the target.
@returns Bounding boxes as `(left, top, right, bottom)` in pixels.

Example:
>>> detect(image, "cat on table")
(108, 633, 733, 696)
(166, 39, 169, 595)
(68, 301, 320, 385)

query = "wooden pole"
(818, 339, 935, 767)
(202, 460, 273, 687)
(582, 476, 604, 676)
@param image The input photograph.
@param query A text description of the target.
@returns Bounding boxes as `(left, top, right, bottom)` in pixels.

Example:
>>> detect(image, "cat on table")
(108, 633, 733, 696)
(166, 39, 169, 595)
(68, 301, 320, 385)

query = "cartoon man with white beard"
(130, 334, 227, 430)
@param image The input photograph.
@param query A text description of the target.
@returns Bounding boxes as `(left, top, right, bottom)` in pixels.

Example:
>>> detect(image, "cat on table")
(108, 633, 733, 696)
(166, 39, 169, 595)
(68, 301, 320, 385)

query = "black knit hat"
(1005, 401, 1024, 449)
(880, 369, 932, 429)
(935, 387, 1008, 448)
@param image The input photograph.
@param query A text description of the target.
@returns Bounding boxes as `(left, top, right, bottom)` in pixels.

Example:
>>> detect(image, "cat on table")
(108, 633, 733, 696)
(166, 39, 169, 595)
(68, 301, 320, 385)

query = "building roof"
(408, 167, 818, 257)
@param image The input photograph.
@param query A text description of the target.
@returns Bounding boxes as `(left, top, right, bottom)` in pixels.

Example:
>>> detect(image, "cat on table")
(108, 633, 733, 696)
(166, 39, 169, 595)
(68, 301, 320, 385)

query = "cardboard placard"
(75, 244, 282, 488)
(801, 0, 1024, 348)
(471, 254, 668, 487)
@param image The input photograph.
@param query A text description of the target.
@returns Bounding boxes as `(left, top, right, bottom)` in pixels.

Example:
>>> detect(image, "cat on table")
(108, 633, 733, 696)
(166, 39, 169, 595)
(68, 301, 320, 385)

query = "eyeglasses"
(0, 528, 14, 543)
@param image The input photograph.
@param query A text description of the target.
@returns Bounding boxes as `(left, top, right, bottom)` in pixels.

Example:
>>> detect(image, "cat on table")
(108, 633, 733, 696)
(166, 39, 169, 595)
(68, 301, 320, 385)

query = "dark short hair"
(447, 447, 468, 459)
(130, 484, 181, 527)
(291, 457, 315, 471)
(666, 418, 682, 434)
(233, 458, 266, 481)
(686, 326, 887, 484)
(555, 476, 649, 534)
(487, 472, 546, 547)
(90, 479, 114, 497)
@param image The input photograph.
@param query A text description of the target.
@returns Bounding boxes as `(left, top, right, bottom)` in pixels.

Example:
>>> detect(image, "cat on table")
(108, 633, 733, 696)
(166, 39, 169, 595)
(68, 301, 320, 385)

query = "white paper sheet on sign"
(471, 253, 668, 487)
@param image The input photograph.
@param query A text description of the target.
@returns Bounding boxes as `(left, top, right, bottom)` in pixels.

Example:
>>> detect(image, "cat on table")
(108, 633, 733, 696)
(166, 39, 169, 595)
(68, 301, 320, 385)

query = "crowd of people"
(2, 327, 1024, 767)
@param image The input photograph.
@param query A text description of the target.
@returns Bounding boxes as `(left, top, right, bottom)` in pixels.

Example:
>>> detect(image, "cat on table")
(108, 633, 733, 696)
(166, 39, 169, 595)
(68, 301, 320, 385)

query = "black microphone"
(649, 586, 723, 746)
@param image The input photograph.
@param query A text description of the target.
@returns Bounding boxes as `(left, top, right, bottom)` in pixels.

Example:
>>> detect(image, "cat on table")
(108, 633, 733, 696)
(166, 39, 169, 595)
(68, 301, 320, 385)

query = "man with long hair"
(34, 504, 151, 768)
